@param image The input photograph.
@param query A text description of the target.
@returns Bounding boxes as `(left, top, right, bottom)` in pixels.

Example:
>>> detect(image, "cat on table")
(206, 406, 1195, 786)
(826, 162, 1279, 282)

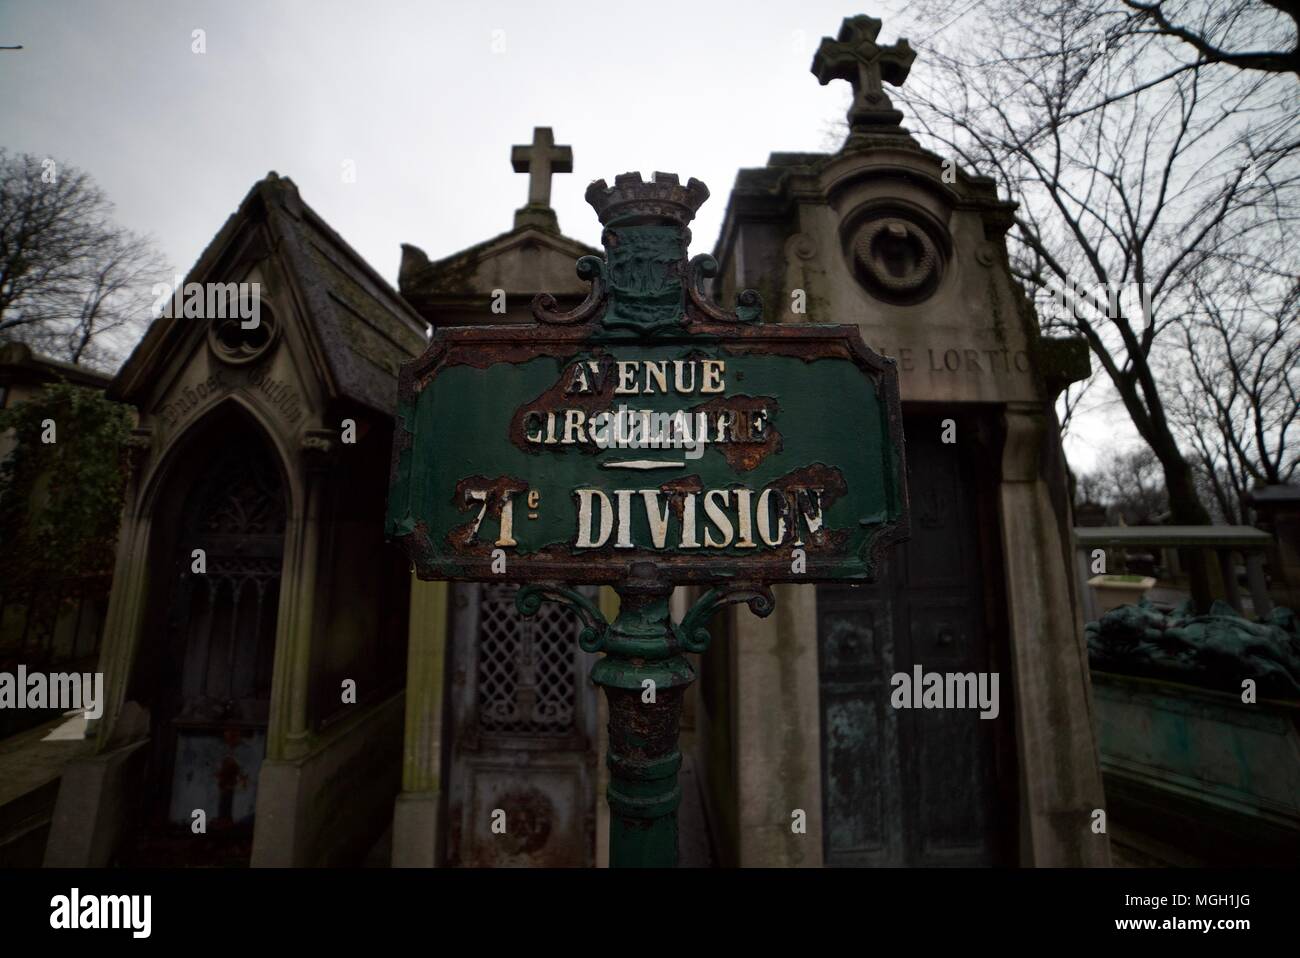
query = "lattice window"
(176, 442, 285, 707)
(477, 583, 590, 735)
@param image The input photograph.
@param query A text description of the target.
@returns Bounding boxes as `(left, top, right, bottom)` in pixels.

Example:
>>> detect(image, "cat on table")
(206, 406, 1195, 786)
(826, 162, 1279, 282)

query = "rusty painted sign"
(387, 173, 908, 586)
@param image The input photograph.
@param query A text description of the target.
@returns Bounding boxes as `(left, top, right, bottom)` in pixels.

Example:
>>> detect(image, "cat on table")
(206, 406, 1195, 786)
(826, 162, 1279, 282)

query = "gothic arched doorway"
(123, 418, 287, 866)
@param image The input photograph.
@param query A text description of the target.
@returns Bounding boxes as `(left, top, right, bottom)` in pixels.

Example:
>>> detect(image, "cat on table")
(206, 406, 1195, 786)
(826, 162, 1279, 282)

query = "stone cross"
(812, 15, 916, 132)
(511, 127, 573, 209)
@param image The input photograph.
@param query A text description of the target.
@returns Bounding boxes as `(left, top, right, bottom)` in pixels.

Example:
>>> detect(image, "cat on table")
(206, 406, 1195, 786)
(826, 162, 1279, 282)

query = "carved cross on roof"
(511, 126, 572, 210)
(812, 15, 916, 134)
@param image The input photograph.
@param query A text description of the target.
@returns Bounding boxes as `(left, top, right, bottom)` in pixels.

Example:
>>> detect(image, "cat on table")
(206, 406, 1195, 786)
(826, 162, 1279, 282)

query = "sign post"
(387, 171, 909, 867)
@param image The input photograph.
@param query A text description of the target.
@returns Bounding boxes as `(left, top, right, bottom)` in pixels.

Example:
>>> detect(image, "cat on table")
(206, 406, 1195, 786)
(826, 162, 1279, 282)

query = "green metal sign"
(387, 176, 908, 587)
(386, 171, 909, 868)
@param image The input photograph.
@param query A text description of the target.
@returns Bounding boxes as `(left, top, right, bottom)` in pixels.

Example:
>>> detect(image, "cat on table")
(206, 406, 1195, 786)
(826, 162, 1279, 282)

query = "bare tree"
(0, 150, 165, 369)
(1119, 1, 1300, 77)
(893, 0, 1298, 610)
(1080, 446, 1170, 523)
(1169, 240, 1300, 521)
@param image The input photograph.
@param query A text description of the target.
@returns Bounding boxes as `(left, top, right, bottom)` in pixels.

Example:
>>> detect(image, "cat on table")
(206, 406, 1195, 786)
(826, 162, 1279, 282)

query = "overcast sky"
(0, 0, 1126, 471)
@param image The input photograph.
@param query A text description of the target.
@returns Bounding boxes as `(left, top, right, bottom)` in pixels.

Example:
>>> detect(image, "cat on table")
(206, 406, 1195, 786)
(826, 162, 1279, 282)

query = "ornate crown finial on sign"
(812, 14, 916, 138)
(533, 171, 761, 333)
(584, 171, 710, 228)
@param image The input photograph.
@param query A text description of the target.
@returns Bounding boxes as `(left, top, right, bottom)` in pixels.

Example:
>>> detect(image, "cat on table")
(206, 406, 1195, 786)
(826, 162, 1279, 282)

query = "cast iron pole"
(519, 572, 774, 867)
(596, 579, 690, 867)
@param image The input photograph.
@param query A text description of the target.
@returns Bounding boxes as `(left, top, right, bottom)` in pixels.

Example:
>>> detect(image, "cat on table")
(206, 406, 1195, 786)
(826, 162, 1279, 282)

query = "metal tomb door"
(131, 441, 285, 865)
(446, 582, 599, 866)
(817, 413, 1013, 865)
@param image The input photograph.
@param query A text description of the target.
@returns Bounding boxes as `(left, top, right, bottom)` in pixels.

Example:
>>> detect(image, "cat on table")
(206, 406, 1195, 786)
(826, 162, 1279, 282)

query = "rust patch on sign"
(658, 475, 704, 520)
(508, 358, 618, 455)
(684, 394, 782, 471)
(448, 474, 529, 550)
(768, 462, 851, 551)
(416, 342, 608, 393)
(719, 337, 856, 363)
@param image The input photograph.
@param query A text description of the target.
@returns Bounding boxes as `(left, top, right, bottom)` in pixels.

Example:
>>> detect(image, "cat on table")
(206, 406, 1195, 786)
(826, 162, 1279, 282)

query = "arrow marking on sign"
(600, 459, 686, 470)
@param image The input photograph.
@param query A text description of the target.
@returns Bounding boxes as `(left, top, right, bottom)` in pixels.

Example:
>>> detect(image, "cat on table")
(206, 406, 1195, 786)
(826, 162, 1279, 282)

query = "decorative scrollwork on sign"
(674, 583, 776, 653)
(531, 255, 608, 325)
(516, 583, 610, 653)
(685, 254, 763, 326)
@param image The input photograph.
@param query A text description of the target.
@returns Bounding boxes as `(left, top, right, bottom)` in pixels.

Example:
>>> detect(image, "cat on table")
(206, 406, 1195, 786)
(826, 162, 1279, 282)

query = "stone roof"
(0, 341, 115, 391)
(1248, 484, 1300, 504)
(112, 173, 428, 417)
(399, 223, 600, 324)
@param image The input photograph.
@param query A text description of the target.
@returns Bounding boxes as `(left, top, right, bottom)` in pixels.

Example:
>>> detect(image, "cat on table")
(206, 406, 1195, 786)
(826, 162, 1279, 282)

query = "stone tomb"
(44, 174, 423, 866)
(692, 14, 1106, 866)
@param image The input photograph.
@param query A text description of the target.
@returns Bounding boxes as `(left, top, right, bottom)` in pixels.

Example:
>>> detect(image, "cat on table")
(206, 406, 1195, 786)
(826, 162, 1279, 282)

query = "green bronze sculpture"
(1087, 599, 1300, 698)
